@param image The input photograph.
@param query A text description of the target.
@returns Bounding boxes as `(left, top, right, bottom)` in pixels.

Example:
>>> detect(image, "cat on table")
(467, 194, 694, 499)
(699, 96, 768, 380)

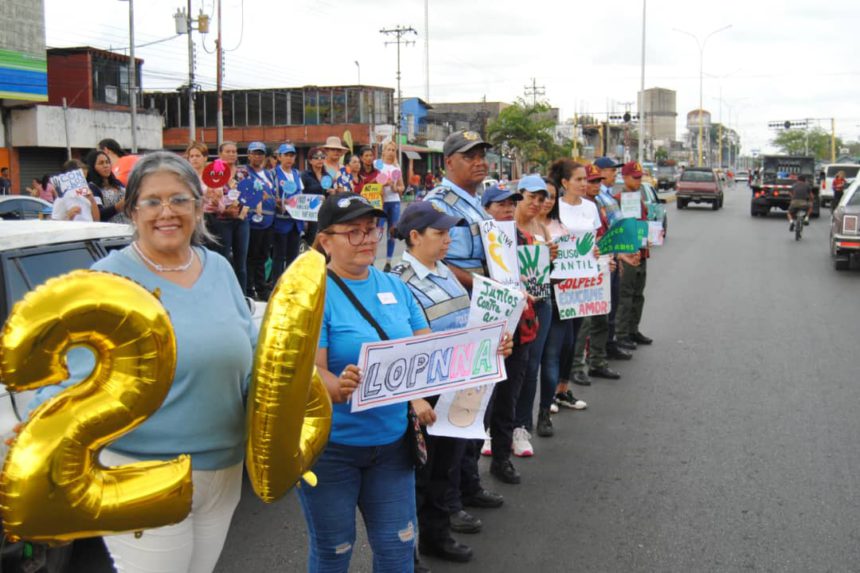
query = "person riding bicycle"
(788, 174, 813, 232)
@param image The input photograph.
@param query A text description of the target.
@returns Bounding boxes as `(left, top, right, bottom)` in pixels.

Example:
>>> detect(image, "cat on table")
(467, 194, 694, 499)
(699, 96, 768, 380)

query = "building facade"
(146, 85, 394, 159)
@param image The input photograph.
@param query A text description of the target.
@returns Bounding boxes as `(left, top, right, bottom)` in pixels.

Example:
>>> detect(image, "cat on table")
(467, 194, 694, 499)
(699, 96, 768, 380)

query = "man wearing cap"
(595, 157, 637, 358)
(244, 141, 277, 299)
(426, 131, 506, 513)
(425, 131, 493, 290)
(615, 161, 653, 349)
(271, 143, 304, 283)
(390, 201, 476, 563)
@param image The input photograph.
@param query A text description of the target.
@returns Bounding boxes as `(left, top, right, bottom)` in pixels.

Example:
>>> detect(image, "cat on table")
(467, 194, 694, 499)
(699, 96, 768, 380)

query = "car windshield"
(827, 166, 860, 179)
(680, 171, 714, 183)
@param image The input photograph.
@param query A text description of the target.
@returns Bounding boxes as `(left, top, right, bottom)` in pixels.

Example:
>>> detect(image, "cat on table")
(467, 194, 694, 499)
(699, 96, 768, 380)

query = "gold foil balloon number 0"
(0, 270, 192, 543)
(246, 250, 332, 503)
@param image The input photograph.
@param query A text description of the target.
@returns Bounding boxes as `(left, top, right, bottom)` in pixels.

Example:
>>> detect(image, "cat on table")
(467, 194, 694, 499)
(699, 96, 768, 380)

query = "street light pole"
(674, 24, 731, 167)
(124, 0, 138, 153)
(638, 0, 646, 165)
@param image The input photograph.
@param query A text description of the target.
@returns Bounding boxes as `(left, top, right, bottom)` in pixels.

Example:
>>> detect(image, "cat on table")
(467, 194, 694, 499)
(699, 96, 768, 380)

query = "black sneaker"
(555, 391, 587, 410)
(536, 408, 554, 437)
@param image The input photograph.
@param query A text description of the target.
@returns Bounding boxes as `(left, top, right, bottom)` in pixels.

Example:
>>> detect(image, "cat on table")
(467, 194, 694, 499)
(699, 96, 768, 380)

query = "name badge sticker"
(378, 292, 397, 305)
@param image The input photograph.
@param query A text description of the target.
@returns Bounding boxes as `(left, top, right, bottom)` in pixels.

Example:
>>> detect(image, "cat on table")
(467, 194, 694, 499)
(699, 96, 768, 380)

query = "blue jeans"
(378, 201, 401, 259)
(515, 298, 552, 430)
(214, 218, 250, 295)
(298, 437, 416, 573)
(540, 307, 573, 410)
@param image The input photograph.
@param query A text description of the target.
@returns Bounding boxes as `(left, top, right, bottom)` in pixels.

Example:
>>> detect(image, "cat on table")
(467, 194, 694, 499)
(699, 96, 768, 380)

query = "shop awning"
(404, 150, 422, 160)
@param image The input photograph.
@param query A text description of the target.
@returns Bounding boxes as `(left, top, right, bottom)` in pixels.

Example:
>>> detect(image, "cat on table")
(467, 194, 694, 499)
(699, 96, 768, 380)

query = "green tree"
(487, 100, 565, 172)
(771, 127, 843, 160)
(654, 147, 669, 162)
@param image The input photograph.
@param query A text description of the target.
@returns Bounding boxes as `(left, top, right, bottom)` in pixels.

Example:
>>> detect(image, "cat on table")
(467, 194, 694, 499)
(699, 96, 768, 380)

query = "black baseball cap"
(443, 130, 493, 157)
(394, 201, 465, 239)
(317, 192, 386, 232)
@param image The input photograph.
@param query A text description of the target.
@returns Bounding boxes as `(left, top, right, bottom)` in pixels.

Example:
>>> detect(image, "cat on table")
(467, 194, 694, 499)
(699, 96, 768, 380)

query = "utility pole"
(216, 0, 223, 147)
(127, 0, 138, 152)
(424, 0, 430, 102)
(638, 0, 646, 164)
(524, 78, 545, 108)
(186, 0, 195, 143)
(380, 25, 417, 166)
(831, 118, 836, 162)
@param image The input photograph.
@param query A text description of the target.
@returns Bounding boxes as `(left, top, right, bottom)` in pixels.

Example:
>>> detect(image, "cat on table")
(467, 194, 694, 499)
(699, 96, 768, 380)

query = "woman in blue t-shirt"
(302, 192, 430, 572)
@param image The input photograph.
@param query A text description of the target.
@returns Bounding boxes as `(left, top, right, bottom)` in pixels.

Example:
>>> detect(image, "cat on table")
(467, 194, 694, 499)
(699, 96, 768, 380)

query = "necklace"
(133, 242, 195, 272)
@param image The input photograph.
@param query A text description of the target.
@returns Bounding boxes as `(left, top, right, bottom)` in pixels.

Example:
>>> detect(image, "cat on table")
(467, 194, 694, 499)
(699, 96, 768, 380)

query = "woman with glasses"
(301, 147, 331, 246)
(300, 192, 430, 572)
(87, 150, 129, 224)
(378, 140, 405, 271)
(29, 151, 255, 573)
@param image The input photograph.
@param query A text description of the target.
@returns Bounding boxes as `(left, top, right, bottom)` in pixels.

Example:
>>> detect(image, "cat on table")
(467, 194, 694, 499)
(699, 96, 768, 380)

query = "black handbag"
(326, 269, 428, 467)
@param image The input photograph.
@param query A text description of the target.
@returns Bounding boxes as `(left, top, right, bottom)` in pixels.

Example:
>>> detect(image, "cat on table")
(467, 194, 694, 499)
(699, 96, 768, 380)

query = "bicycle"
(794, 206, 807, 241)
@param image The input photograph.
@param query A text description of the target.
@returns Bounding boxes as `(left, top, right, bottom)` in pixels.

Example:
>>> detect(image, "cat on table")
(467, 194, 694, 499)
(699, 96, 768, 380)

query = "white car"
(0, 221, 265, 457)
(820, 163, 860, 206)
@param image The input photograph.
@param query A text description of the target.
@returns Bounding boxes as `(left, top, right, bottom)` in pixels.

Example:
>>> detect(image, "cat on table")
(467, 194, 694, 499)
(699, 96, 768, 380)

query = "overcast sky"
(44, 0, 860, 154)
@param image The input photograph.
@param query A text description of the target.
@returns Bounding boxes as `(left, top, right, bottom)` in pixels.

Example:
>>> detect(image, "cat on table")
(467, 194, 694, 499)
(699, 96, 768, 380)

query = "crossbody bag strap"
(326, 269, 390, 341)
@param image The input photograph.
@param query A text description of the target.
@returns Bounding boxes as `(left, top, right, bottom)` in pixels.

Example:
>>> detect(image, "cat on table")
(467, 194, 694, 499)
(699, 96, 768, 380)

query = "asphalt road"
(78, 184, 860, 572)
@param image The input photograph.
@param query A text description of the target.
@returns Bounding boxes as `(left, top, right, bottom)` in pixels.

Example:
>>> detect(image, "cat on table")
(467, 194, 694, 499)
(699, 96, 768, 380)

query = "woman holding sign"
(302, 147, 331, 246)
(539, 163, 591, 429)
(306, 192, 430, 572)
(390, 201, 512, 564)
(28, 152, 256, 573)
(512, 174, 558, 454)
(271, 143, 305, 283)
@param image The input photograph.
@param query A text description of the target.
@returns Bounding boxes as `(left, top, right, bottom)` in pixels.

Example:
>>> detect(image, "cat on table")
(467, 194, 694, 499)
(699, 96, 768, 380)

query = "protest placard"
(517, 244, 551, 299)
(51, 169, 89, 197)
(620, 191, 641, 218)
(285, 194, 323, 221)
(648, 221, 664, 246)
(467, 274, 525, 334)
(352, 322, 507, 412)
(360, 183, 383, 209)
(479, 220, 519, 287)
(427, 384, 494, 439)
(553, 257, 612, 319)
(550, 233, 598, 279)
(597, 218, 649, 254)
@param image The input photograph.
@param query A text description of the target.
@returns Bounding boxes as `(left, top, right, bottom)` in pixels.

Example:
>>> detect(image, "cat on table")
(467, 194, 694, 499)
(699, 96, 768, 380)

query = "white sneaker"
(512, 427, 534, 457)
(550, 402, 559, 414)
(481, 432, 492, 456)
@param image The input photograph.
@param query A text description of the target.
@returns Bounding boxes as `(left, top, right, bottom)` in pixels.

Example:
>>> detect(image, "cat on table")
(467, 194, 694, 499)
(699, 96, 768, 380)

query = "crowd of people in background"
(16, 129, 660, 573)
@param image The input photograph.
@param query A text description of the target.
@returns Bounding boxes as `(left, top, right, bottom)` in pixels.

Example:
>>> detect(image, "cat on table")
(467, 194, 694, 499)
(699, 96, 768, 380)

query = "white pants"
(99, 449, 243, 573)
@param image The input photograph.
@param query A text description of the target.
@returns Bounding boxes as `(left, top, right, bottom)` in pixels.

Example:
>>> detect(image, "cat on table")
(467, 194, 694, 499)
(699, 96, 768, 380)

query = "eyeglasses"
(135, 195, 198, 217)
(326, 227, 384, 246)
(311, 154, 326, 160)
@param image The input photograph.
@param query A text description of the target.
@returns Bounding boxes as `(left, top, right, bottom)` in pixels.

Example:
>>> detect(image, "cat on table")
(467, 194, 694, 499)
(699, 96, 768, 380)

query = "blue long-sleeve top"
(27, 246, 257, 470)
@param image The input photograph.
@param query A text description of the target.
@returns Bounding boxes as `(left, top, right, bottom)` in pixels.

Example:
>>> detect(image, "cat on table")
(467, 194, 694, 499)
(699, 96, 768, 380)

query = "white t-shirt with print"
(380, 163, 403, 203)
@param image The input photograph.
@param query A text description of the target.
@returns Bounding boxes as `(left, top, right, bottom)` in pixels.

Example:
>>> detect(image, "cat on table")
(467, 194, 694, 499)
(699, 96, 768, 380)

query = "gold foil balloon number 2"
(0, 270, 191, 544)
(0, 251, 331, 543)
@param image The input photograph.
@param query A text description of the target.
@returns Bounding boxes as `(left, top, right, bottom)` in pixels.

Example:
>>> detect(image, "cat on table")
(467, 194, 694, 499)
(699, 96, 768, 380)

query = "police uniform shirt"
(392, 252, 471, 333)
(425, 178, 489, 272)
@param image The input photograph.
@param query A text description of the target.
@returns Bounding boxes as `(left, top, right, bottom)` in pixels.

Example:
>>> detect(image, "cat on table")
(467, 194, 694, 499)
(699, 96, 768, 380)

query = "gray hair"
(123, 151, 217, 246)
